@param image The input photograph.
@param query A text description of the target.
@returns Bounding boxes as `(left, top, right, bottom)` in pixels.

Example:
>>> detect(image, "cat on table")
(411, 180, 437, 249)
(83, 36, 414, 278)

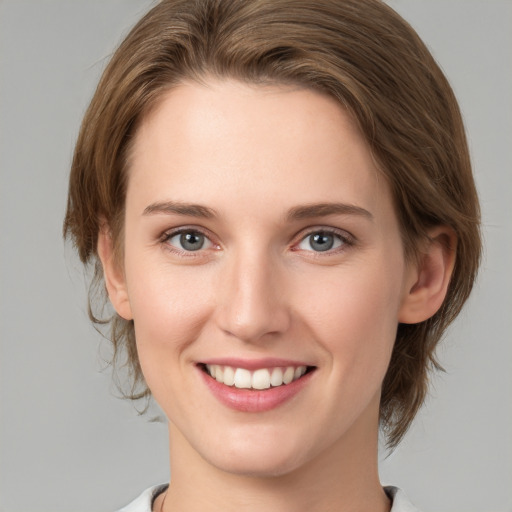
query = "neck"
(162, 401, 390, 512)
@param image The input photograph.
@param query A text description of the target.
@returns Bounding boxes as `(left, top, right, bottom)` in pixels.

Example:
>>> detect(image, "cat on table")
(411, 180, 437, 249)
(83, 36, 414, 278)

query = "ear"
(398, 227, 457, 324)
(97, 225, 133, 321)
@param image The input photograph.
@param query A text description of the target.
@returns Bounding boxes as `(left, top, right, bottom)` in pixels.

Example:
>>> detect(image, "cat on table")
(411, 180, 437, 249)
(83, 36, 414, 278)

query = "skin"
(99, 79, 455, 512)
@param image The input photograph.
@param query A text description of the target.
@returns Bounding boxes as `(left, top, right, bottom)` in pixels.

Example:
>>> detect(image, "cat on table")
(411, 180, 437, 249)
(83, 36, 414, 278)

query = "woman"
(64, 1, 481, 510)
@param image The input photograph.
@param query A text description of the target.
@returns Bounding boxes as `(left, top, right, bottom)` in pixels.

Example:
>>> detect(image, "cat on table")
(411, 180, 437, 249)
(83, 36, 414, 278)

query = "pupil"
(180, 232, 204, 251)
(310, 233, 333, 252)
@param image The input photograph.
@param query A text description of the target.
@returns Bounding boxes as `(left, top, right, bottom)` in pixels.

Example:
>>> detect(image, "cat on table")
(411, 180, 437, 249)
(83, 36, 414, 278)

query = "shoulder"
(116, 484, 168, 512)
(385, 486, 422, 512)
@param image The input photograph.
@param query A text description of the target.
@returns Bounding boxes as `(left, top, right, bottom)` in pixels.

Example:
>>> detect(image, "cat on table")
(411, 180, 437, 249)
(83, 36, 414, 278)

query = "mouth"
(199, 363, 316, 390)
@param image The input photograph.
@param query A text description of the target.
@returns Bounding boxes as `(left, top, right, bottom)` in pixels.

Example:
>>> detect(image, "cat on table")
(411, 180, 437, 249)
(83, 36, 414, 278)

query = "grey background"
(0, 1, 511, 511)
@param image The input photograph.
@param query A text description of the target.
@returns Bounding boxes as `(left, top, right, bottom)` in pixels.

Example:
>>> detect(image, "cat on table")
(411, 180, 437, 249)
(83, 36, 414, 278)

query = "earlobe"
(398, 227, 457, 324)
(97, 225, 133, 321)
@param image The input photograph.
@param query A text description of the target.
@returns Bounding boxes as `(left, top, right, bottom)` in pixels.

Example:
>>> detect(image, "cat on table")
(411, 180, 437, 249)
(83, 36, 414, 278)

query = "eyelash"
(160, 227, 217, 258)
(293, 227, 355, 255)
(159, 226, 355, 257)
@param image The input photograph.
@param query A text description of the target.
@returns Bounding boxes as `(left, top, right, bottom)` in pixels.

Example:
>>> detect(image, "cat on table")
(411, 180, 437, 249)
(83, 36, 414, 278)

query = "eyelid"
(291, 226, 356, 253)
(158, 224, 355, 256)
(160, 225, 219, 255)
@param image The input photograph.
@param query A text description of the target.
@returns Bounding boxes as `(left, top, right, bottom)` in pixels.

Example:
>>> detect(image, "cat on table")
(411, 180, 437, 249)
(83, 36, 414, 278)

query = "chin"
(197, 427, 316, 478)
(208, 451, 307, 479)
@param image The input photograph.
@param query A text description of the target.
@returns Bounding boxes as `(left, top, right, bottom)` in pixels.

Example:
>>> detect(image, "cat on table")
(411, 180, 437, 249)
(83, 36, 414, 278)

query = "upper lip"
(198, 357, 315, 371)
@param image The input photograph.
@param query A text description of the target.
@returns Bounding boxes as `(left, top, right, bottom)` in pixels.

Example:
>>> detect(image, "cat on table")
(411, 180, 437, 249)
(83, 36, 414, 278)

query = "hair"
(63, 0, 481, 448)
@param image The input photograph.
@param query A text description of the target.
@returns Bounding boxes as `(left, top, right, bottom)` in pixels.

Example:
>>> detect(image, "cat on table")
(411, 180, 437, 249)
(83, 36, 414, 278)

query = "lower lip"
(199, 368, 314, 413)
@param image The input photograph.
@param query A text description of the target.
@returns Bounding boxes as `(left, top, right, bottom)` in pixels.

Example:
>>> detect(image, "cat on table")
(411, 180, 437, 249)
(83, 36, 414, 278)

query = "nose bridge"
(216, 243, 289, 342)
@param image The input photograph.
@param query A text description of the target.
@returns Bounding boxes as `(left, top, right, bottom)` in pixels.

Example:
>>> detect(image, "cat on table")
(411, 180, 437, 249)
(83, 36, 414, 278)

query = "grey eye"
(168, 231, 211, 251)
(298, 232, 343, 252)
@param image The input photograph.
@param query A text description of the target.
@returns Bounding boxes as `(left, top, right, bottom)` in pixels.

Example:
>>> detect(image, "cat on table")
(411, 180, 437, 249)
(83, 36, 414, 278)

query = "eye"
(166, 230, 213, 252)
(297, 230, 347, 252)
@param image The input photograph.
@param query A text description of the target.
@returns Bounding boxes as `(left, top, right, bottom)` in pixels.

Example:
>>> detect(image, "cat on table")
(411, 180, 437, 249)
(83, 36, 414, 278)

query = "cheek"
(296, 258, 404, 375)
(123, 258, 214, 378)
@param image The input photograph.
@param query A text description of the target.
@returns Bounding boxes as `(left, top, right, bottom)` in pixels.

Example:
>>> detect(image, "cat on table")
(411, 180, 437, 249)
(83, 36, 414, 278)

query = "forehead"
(127, 79, 391, 222)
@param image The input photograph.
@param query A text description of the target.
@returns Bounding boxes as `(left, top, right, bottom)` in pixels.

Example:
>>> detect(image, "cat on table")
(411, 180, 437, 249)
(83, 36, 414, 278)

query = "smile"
(204, 364, 309, 390)
(199, 362, 316, 412)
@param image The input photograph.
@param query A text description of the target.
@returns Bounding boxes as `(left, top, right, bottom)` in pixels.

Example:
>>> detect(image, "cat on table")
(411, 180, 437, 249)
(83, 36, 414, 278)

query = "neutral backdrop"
(1, 1, 511, 511)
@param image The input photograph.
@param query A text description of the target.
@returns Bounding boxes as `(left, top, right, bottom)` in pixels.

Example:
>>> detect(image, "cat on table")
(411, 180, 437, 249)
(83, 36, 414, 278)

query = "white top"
(117, 484, 420, 512)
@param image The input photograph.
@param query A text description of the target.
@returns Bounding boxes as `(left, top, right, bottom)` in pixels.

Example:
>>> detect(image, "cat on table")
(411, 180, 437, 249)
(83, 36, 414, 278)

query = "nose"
(215, 248, 291, 343)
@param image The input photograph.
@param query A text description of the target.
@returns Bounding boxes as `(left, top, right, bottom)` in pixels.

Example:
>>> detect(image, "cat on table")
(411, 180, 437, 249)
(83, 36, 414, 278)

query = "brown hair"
(63, 0, 481, 447)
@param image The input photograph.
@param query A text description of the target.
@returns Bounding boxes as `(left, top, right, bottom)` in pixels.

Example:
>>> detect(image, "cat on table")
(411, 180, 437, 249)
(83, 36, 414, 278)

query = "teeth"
(252, 369, 271, 390)
(223, 366, 235, 386)
(270, 367, 283, 387)
(234, 368, 252, 389)
(283, 366, 295, 384)
(205, 364, 308, 389)
(214, 365, 224, 382)
(294, 366, 306, 379)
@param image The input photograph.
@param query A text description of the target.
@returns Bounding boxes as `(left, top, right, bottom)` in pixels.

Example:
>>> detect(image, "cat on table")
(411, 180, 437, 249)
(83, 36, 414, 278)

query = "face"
(110, 79, 417, 477)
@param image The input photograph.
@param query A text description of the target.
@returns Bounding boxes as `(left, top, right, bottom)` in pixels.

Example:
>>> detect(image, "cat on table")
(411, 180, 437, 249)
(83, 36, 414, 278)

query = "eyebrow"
(286, 202, 373, 221)
(142, 200, 373, 222)
(143, 201, 216, 218)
